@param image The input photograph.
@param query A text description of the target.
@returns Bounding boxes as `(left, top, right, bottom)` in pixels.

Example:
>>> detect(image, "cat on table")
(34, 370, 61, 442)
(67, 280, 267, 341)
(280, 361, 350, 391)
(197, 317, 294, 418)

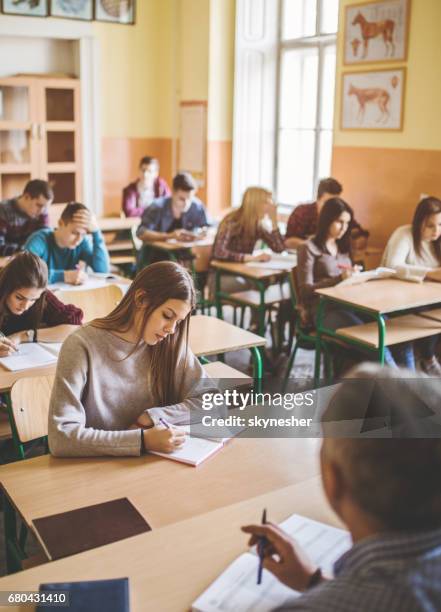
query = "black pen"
(257, 508, 267, 585)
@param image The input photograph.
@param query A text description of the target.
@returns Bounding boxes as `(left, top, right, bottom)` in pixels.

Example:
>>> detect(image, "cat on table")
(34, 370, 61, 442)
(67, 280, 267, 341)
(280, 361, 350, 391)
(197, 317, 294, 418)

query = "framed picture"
(50, 0, 93, 20)
(341, 68, 406, 131)
(344, 0, 410, 64)
(1, 0, 48, 17)
(94, 0, 135, 24)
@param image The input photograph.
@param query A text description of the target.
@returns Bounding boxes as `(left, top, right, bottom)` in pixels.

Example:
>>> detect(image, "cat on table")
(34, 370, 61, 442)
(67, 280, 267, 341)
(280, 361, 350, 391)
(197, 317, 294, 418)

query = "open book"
(192, 514, 351, 612)
(0, 342, 62, 372)
(338, 266, 396, 286)
(150, 422, 246, 467)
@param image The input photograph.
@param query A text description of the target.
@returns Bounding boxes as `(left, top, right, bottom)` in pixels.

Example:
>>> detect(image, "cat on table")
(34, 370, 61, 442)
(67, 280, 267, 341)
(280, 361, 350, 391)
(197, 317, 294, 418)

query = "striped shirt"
(0, 198, 49, 256)
(287, 528, 441, 611)
(212, 217, 285, 262)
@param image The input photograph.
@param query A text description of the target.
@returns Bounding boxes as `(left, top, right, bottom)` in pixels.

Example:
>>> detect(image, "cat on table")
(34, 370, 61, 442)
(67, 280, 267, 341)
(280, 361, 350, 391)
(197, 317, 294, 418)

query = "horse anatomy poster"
(344, 0, 410, 64)
(341, 68, 405, 130)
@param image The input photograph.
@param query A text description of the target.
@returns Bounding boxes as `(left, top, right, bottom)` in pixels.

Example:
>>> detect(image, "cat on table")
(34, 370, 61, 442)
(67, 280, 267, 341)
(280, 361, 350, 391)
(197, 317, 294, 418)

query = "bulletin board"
(178, 101, 207, 187)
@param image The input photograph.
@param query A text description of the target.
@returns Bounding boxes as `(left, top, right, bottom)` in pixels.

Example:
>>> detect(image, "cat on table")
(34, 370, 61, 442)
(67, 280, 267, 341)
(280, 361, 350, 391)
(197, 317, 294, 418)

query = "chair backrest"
(10, 375, 55, 443)
(57, 284, 124, 322)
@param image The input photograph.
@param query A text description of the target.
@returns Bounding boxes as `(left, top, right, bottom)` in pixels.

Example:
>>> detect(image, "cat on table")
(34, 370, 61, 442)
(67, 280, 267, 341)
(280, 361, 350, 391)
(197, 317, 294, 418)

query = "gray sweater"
(48, 325, 217, 457)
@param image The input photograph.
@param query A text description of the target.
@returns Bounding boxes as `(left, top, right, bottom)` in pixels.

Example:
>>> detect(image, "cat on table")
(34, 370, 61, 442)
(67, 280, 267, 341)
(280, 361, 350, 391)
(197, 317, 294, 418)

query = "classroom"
(0, 0, 440, 610)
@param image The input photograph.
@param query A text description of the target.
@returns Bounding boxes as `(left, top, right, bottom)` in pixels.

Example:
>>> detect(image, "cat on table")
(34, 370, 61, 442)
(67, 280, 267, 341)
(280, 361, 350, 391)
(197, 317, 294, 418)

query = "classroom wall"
(333, 0, 441, 247)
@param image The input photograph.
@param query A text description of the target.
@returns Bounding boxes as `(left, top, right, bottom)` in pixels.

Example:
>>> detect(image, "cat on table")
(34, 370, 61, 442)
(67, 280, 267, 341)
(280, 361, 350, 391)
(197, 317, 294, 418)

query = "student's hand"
(241, 523, 319, 592)
(143, 426, 186, 453)
(64, 269, 88, 285)
(135, 412, 154, 428)
(426, 267, 441, 282)
(171, 229, 195, 242)
(341, 269, 353, 280)
(7, 331, 26, 346)
(0, 336, 19, 357)
(252, 252, 272, 263)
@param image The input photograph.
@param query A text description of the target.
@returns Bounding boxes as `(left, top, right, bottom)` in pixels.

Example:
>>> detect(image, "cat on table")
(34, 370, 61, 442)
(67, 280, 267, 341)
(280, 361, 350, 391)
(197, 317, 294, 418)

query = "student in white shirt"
(382, 197, 441, 375)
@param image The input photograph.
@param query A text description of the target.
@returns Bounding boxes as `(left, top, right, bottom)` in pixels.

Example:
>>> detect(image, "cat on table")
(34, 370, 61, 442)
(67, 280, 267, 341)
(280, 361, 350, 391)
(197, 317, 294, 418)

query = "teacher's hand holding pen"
(0, 332, 18, 357)
(241, 522, 319, 592)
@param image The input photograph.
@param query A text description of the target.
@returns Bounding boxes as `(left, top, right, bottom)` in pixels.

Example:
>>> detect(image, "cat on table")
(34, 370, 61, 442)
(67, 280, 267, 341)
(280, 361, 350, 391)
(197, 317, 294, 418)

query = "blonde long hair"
(223, 187, 272, 244)
(91, 261, 196, 406)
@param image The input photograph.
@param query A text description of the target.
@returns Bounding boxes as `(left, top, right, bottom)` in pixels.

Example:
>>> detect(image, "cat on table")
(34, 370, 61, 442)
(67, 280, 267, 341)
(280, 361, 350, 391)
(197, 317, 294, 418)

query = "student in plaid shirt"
(0, 179, 52, 256)
(243, 364, 441, 611)
(285, 177, 368, 250)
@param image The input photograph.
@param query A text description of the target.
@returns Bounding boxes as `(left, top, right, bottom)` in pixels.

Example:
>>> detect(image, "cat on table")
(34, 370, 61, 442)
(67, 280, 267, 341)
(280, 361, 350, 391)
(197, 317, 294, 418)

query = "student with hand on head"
(243, 364, 441, 611)
(0, 179, 53, 256)
(0, 252, 82, 357)
(136, 172, 209, 244)
(382, 196, 441, 375)
(211, 187, 285, 294)
(296, 197, 414, 370)
(48, 261, 218, 457)
(285, 177, 368, 250)
(24, 202, 110, 285)
(122, 156, 171, 218)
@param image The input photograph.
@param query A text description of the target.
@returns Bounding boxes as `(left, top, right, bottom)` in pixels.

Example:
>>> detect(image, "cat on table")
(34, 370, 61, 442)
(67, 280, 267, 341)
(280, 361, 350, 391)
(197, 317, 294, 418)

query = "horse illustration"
(352, 11, 395, 58)
(351, 38, 361, 57)
(348, 84, 390, 124)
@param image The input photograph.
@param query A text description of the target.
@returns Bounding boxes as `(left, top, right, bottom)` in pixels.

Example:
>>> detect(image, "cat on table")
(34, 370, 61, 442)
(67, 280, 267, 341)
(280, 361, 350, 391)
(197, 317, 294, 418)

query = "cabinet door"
(0, 77, 40, 200)
(37, 79, 82, 205)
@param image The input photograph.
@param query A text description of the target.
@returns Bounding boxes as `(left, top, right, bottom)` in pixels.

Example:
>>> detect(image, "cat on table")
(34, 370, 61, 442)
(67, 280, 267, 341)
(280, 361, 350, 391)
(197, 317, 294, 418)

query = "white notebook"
(192, 514, 351, 612)
(338, 266, 396, 286)
(150, 436, 224, 467)
(0, 342, 62, 372)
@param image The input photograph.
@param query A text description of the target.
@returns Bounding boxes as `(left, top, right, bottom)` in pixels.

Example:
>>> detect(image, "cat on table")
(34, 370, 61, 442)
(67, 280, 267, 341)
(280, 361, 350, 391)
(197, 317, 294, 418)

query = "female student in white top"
(382, 196, 441, 375)
(48, 261, 217, 457)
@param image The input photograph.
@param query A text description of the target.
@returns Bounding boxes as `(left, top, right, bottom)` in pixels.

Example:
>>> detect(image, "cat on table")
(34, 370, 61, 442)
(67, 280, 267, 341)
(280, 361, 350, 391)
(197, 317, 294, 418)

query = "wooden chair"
(4, 375, 55, 573)
(57, 284, 124, 322)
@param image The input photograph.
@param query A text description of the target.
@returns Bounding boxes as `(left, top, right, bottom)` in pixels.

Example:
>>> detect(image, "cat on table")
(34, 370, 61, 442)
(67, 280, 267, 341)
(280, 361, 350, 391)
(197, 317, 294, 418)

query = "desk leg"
(3, 494, 23, 574)
(314, 299, 325, 388)
(5, 393, 24, 460)
(215, 269, 223, 320)
(251, 346, 263, 394)
(377, 314, 386, 366)
(256, 280, 266, 338)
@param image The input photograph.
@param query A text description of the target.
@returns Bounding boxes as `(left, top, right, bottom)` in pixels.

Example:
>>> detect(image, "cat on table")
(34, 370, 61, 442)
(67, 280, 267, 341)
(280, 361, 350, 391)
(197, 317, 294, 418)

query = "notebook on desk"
(192, 514, 351, 612)
(33, 498, 151, 560)
(38, 578, 129, 612)
(0, 342, 61, 371)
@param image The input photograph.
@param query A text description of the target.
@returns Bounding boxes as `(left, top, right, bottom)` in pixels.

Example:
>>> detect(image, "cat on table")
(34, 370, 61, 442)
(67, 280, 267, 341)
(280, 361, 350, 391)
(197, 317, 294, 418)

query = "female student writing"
(296, 198, 415, 370)
(211, 186, 285, 293)
(382, 196, 441, 374)
(0, 252, 83, 357)
(48, 261, 218, 457)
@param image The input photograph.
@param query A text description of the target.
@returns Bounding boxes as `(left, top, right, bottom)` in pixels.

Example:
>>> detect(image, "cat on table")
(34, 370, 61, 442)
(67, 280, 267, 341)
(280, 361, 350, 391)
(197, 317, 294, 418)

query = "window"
(276, 0, 339, 206)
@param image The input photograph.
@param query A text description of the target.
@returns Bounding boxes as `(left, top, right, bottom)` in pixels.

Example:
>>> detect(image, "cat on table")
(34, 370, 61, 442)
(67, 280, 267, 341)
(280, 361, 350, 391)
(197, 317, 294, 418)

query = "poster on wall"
(344, 0, 410, 64)
(94, 0, 135, 24)
(341, 68, 405, 131)
(1, 0, 48, 17)
(50, 0, 93, 20)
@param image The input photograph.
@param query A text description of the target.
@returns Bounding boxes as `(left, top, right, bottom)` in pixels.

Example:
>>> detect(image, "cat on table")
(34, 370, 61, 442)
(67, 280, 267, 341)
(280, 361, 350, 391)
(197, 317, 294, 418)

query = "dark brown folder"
(33, 497, 151, 560)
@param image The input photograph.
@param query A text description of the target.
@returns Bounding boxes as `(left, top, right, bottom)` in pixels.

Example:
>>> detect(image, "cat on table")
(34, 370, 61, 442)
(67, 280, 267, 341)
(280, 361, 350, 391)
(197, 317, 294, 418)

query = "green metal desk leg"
(314, 298, 326, 388)
(4, 494, 23, 574)
(215, 269, 223, 320)
(256, 280, 267, 338)
(251, 346, 263, 394)
(376, 313, 386, 366)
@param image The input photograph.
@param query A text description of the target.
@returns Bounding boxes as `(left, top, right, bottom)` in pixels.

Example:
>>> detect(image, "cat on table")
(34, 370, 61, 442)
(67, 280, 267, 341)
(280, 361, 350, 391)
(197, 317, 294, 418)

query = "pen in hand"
(159, 417, 170, 429)
(257, 508, 267, 585)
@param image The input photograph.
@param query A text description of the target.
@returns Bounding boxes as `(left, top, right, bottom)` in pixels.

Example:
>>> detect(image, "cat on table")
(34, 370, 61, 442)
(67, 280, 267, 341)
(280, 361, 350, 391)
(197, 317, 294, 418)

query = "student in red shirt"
(122, 156, 171, 218)
(0, 252, 83, 357)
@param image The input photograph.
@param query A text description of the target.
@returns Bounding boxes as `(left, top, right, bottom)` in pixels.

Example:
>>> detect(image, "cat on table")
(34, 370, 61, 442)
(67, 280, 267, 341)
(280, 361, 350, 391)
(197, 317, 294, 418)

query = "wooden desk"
(97, 217, 140, 232)
(315, 278, 441, 368)
(210, 260, 290, 338)
(0, 477, 338, 612)
(140, 230, 216, 274)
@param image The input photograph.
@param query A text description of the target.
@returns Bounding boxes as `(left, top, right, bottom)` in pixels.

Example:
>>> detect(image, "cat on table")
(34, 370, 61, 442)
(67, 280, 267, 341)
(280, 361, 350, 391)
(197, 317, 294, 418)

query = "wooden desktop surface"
(97, 217, 140, 231)
(0, 477, 339, 612)
(0, 315, 264, 392)
(0, 437, 320, 530)
(316, 278, 441, 314)
(211, 260, 288, 280)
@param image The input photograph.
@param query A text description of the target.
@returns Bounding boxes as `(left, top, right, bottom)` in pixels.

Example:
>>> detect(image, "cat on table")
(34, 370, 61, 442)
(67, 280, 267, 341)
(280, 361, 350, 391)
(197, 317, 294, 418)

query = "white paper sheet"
(0, 343, 59, 371)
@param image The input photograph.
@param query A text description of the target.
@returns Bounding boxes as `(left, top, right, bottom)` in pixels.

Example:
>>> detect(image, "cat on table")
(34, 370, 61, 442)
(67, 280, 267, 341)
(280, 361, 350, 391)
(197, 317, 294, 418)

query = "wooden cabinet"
(0, 76, 82, 203)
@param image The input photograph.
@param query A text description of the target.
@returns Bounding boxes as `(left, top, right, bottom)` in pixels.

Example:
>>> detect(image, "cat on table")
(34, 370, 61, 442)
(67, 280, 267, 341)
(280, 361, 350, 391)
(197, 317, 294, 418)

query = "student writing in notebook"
(382, 196, 441, 375)
(24, 202, 110, 285)
(48, 262, 217, 457)
(242, 364, 441, 611)
(296, 198, 415, 372)
(0, 253, 83, 356)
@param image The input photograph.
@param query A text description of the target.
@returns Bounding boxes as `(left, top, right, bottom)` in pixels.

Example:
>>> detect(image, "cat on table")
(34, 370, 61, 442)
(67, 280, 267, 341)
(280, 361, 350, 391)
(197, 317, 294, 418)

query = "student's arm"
(285, 208, 308, 241)
(48, 334, 143, 457)
(136, 204, 170, 242)
(146, 348, 223, 425)
(297, 245, 342, 302)
(41, 290, 83, 326)
(79, 230, 110, 273)
(212, 221, 247, 262)
(24, 232, 64, 283)
(285, 236, 307, 249)
(122, 185, 143, 218)
(258, 226, 286, 253)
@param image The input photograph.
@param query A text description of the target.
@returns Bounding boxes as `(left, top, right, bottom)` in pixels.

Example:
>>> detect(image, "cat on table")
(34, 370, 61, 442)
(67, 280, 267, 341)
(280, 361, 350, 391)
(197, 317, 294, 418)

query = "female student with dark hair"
(0, 252, 83, 357)
(48, 261, 217, 457)
(297, 198, 415, 370)
(382, 196, 441, 374)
